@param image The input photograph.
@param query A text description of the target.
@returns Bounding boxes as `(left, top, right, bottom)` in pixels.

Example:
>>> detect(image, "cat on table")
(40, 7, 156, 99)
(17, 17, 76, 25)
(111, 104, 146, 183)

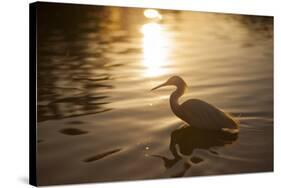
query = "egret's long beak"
(151, 82, 168, 91)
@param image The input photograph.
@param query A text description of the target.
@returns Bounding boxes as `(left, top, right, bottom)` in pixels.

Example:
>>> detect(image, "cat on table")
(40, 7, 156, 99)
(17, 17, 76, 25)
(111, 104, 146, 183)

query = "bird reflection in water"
(152, 125, 238, 177)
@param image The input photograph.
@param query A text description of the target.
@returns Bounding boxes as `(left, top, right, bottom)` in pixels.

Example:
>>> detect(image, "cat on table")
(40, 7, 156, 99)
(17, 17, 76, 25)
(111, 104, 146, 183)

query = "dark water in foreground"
(36, 3, 273, 185)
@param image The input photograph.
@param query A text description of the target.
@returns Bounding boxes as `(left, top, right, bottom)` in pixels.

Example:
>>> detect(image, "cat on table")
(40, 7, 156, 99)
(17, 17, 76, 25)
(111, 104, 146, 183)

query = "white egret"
(151, 76, 239, 131)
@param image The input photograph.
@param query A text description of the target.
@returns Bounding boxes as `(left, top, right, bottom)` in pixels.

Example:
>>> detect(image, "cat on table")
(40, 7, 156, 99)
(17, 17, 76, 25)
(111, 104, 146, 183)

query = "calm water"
(36, 3, 273, 185)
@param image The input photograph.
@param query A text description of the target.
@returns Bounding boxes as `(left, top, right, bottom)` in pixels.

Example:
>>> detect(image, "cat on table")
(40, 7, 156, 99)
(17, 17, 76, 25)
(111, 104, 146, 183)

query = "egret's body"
(152, 76, 239, 131)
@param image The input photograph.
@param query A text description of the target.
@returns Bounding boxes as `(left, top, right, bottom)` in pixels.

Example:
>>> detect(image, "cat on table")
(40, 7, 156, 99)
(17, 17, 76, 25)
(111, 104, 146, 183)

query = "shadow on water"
(152, 125, 238, 177)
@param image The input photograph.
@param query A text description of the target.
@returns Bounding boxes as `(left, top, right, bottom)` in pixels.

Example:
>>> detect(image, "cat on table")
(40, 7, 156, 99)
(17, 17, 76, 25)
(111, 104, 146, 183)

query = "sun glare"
(144, 9, 162, 20)
(141, 22, 170, 77)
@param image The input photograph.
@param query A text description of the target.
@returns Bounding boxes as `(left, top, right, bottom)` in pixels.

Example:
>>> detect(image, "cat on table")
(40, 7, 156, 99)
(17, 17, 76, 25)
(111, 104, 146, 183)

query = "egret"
(151, 76, 239, 131)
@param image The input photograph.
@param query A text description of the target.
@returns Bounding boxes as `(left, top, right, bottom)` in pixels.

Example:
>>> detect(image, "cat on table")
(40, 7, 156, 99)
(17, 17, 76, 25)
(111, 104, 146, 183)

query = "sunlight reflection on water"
(144, 9, 162, 20)
(141, 22, 170, 77)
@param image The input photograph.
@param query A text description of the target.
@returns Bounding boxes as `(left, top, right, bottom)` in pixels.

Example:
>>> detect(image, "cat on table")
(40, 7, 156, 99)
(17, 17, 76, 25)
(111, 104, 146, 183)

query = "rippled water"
(36, 3, 273, 185)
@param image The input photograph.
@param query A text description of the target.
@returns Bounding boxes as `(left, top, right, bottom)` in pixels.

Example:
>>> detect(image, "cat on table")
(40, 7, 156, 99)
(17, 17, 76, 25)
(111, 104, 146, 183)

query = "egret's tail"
(224, 111, 240, 131)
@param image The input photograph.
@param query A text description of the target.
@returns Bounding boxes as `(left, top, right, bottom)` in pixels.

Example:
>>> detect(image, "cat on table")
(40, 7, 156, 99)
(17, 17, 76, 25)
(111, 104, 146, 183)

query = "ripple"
(190, 156, 204, 164)
(84, 148, 122, 163)
(60, 128, 88, 136)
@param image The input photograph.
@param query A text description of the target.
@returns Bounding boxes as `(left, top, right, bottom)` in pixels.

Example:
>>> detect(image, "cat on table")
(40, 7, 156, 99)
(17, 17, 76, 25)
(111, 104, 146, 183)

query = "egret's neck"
(170, 84, 185, 116)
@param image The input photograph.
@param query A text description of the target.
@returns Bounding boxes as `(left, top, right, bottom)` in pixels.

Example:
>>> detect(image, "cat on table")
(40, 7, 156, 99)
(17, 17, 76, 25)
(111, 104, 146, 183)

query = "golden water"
(36, 4, 273, 185)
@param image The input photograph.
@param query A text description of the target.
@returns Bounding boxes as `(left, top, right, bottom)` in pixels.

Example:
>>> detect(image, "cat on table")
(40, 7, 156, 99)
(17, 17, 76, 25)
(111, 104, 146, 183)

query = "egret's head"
(151, 76, 187, 91)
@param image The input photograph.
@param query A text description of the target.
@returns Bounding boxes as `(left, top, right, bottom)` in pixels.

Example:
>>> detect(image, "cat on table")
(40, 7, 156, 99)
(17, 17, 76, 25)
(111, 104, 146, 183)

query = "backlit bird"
(151, 76, 239, 132)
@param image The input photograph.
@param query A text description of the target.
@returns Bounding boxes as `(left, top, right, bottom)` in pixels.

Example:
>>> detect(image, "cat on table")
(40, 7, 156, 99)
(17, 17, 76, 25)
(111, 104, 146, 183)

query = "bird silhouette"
(151, 76, 239, 131)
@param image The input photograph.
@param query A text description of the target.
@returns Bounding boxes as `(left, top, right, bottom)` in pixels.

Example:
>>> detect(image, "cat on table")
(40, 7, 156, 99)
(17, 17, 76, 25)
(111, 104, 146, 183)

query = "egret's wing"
(180, 99, 238, 130)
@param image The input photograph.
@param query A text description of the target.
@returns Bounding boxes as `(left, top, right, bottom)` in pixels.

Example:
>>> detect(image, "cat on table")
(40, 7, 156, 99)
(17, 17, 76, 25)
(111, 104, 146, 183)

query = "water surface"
(36, 3, 273, 185)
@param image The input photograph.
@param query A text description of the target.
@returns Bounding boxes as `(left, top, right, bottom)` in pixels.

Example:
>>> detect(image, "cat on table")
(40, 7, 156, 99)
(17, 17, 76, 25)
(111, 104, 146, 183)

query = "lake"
(36, 3, 273, 185)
